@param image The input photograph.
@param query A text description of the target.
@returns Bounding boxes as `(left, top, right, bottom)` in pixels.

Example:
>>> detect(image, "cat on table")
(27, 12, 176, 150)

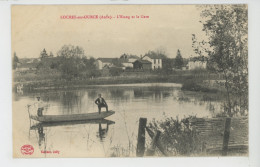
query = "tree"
(57, 45, 86, 80)
(144, 50, 168, 59)
(193, 5, 248, 116)
(120, 53, 128, 59)
(109, 67, 123, 76)
(49, 52, 54, 57)
(57, 45, 85, 58)
(40, 48, 48, 59)
(155, 47, 168, 57)
(82, 57, 100, 78)
(12, 52, 19, 69)
(162, 58, 174, 74)
(57, 45, 98, 80)
(174, 49, 184, 69)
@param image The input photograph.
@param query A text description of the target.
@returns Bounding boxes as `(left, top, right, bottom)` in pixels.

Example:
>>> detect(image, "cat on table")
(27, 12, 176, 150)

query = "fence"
(190, 116, 248, 155)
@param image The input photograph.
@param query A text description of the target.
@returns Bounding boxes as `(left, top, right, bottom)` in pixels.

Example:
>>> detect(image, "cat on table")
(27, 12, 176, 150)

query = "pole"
(136, 118, 147, 157)
(146, 130, 161, 156)
(146, 127, 168, 156)
(27, 105, 32, 127)
(222, 117, 231, 156)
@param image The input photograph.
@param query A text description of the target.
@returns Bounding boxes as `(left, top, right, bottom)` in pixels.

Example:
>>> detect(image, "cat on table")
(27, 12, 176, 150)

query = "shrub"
(109, 67, 123, 76)
(181, 79, 218, 93)
(148, 116, 202, 156)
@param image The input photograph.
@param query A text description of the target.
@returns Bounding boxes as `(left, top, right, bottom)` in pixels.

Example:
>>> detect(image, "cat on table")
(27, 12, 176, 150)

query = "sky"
(12, 5, 207, 59)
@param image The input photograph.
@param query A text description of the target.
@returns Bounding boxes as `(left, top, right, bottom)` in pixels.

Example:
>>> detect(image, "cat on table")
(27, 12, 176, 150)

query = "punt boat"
(30, 119, 115, 130)
(30, 110, 115, 123)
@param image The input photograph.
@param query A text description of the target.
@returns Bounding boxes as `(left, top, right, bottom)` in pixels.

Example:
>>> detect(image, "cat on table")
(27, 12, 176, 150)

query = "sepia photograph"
(12, 4, 248, 158)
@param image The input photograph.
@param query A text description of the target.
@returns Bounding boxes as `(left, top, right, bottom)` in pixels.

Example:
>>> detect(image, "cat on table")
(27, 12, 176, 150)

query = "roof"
(97, 58, 117, 63)
(119, 54, 140, 63)
(133, 59, 152, 64)
(128, 55, 139, 59)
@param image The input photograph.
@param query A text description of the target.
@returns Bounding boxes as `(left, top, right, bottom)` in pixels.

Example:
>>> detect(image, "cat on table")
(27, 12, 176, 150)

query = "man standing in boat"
(36, 96, 44, 116)
(95, 94, 108, 114)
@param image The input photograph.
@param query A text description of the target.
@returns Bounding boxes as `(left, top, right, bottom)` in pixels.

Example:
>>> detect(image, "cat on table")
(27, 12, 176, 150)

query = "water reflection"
(60, 91, 82, 114)
(37, 126, 46, 148)
(30, 119, 115, 148)
(97, 123, 109, 142)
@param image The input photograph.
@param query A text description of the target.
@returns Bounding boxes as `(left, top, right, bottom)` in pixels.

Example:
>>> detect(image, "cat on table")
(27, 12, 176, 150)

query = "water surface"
(13, 83, 222, 157)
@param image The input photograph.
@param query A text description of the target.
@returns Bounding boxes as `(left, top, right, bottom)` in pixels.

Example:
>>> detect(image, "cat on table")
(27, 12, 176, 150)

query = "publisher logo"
(21, 145, 34, 155)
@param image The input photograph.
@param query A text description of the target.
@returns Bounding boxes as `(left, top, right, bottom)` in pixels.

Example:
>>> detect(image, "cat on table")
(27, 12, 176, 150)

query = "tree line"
(13, 45, 188, 78)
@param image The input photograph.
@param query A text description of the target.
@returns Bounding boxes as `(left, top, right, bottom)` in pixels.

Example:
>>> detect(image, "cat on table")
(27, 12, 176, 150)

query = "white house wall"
(143, 57, 162, 70)
(95, 60, 103, 70)
(122, 63, 133, 68)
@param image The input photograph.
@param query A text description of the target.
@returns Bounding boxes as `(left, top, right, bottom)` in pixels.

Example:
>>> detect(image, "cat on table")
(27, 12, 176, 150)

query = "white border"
(0, 0, 259, 167)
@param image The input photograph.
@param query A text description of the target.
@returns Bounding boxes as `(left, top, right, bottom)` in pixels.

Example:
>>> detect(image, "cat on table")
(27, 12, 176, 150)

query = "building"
(96, 55, 139, 70)
(132, 60, 152, 70)
(142, 54, 163, 70)
(188, 56, 208, 70)
(95, 58, 117, 70)
(119, 54, 139, 68)
(119, 59, 134, 68)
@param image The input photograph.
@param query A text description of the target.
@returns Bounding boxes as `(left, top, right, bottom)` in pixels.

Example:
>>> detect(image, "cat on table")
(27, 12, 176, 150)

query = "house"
(188, 56, 208, 70)
(142, 54, 163, 70)
(119, 59, 133, 68)
(132, 60, 152, 70)
(119, 54, 139, 68)
(96, 55, 139, 70)
(182, 66, 189, 71)
(95, 58, 117, 70)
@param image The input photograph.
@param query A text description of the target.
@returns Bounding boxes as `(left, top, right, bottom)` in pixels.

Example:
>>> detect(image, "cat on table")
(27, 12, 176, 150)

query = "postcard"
(12, 4, 248, 158)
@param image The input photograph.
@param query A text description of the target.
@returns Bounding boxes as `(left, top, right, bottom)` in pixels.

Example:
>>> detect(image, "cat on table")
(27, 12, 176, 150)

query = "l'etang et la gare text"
(60, 14, 149, 20)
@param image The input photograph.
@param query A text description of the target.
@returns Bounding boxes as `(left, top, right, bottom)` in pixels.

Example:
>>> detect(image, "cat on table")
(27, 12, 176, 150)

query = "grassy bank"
(14, 69, 224, 92)
(16, 75, 188, 91)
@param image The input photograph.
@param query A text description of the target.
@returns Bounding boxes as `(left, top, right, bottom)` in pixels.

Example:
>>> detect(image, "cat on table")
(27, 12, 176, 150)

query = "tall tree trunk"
(223, 70, 232, 116)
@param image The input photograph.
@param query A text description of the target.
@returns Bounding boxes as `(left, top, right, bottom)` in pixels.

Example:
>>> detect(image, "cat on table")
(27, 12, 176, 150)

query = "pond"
(13, 83, 223, 157)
